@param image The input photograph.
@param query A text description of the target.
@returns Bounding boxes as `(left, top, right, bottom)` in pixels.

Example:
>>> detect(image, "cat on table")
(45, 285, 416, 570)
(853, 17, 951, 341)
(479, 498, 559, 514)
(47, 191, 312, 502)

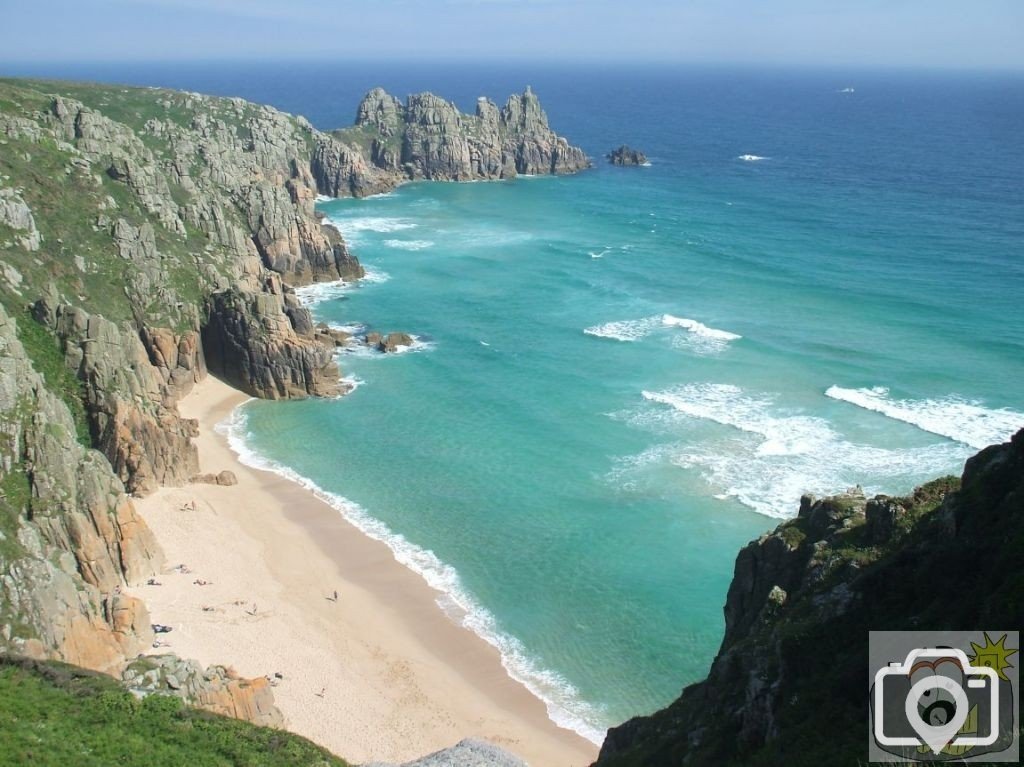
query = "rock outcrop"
(595, 433, 1023, 766)
(32, 296, 203, 496)
(202, 286, 342, 399)
(607, 145, 648, 166)
(123, 654, 283, 727)
(314, 86, 591, 193)
(0, 188, 41, 251)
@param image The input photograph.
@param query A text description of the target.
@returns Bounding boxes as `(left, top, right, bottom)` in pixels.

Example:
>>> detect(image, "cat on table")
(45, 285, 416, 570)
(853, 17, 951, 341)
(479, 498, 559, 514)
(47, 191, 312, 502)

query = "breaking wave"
(383, 239, 434, 251)
(584, 314, 741, 353)
(626, 383, 967, 517)
(825, 386, 1024, 450)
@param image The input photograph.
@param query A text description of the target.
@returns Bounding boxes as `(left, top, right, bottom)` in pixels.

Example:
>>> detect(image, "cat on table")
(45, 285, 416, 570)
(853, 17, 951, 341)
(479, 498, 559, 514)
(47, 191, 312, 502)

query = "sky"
(1, 0, 1022, 70)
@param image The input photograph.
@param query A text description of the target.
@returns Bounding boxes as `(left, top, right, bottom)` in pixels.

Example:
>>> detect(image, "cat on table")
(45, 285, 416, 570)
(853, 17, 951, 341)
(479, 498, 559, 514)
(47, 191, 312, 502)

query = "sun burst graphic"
(968, 632, 1018, 682)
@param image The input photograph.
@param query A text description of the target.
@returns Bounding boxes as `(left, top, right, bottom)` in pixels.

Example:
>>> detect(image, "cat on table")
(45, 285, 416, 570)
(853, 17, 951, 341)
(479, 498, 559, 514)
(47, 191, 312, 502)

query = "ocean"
(10, 60, 1023, 742)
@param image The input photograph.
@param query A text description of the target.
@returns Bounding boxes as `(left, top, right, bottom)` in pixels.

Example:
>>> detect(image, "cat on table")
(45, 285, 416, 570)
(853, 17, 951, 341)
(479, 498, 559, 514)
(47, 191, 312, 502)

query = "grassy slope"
(0, 657, 348, 767)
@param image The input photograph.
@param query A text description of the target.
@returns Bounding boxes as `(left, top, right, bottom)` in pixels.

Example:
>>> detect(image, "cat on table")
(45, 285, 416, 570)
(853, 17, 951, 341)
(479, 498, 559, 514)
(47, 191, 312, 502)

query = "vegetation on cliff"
(0, 656, 346, 767)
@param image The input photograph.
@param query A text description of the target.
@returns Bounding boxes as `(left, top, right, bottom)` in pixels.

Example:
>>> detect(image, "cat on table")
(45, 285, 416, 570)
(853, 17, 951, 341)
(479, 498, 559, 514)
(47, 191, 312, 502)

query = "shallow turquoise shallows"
(214, 68, 1024, 742)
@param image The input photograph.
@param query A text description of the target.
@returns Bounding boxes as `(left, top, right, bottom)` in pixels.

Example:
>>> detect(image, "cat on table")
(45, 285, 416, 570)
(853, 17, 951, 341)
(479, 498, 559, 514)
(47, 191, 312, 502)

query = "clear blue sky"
(2, 0, 1022, 70)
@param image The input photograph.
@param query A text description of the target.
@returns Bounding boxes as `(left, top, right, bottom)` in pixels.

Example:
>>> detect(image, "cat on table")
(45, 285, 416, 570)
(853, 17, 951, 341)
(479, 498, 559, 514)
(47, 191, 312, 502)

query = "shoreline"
(132, 374, 598, 766)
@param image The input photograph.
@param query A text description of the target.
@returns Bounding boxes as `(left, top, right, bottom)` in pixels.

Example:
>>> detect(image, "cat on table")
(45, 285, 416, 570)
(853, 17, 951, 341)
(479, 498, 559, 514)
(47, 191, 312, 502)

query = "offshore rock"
(607, 145, 648, 166)
(380, 332, 414, 353)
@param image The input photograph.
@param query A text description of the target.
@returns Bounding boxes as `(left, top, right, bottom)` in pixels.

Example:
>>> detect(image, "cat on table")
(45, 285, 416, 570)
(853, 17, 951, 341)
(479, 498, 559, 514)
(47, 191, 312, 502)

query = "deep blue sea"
(8, 60, 1023, 741)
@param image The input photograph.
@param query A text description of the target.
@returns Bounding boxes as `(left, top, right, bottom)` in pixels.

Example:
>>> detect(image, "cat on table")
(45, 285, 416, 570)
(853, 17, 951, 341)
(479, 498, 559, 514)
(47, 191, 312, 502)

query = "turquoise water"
(210, 69, 1024, 741)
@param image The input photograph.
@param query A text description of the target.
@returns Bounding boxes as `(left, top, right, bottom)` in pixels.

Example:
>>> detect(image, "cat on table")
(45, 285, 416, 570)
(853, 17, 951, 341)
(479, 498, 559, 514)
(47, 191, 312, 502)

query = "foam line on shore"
(218, 407, 607, 745)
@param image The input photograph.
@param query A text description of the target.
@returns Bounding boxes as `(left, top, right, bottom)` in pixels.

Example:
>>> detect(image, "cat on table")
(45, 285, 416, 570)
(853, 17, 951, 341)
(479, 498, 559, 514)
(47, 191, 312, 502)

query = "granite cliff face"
(0, 303, 160, 673)
(314, 86, 590, 194)
(595, 431, 1024, 766)
(0, 78, 381, 726)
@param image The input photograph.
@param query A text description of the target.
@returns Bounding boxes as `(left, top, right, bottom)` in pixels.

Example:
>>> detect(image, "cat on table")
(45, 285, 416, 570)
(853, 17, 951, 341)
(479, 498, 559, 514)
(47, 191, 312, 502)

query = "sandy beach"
(131, 374, 598, 766)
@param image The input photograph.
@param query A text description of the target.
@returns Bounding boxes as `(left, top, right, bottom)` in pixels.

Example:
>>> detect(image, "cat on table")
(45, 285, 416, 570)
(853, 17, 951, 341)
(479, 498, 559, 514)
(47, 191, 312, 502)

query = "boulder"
(380, 332, 414, 353)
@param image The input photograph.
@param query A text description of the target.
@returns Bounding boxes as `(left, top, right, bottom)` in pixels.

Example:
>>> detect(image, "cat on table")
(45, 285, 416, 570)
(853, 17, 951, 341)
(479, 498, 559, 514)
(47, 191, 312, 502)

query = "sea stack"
(607, 145, 648, 166)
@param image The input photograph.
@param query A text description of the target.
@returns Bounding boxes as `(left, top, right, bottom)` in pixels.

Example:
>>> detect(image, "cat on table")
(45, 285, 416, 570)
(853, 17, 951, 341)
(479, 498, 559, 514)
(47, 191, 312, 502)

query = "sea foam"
(383, 239, 434, 251)
(339, 334, 436, 359)
(629, 383, 967, 517)
(737, 154, 768, 162)
(293, 266, 391, 305)
(584, 314, 740, 353)
(825, 386, 1024, 449)
(324, 216, 417, 244)
(217, 407, 607, 745)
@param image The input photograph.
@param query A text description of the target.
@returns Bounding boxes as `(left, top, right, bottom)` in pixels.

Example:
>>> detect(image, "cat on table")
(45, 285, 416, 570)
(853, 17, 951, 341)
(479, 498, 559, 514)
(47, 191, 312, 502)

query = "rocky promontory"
(607, 145, 647, 166)
(315, 86, 591, 194)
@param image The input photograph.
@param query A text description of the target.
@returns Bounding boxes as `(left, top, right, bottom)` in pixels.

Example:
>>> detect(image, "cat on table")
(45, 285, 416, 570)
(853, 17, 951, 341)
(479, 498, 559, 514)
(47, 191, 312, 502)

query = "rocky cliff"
(595, 430, 1024, 766)
(315, 86, 590, 194)
(0, 77, 383, 726)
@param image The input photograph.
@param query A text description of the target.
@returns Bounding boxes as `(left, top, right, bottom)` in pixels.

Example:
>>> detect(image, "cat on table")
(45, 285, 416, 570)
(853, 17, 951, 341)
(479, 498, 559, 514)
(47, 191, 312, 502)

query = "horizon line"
(2, 56, 1023, 76)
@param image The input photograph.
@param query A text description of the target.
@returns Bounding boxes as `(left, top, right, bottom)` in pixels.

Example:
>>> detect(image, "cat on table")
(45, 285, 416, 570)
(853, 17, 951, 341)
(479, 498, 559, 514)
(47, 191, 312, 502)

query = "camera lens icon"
(874, 648, 1000, 755)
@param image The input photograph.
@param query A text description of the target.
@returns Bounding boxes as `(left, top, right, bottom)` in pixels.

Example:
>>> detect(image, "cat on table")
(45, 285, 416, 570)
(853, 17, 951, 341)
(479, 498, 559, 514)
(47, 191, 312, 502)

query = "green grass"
(0, 468, 30, 561)
(0, 132, 135, 325)
(330, 124, 390, 154)
(0, 77, 299, 336)
(0, 657, 349, 767)
(11, 311, 90, 447)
